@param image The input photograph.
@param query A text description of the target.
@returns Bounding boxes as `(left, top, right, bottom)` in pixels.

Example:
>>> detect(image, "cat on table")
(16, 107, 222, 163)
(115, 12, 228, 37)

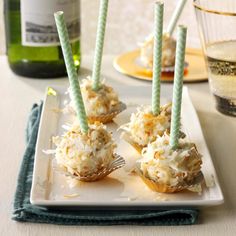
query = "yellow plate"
(113, 48, 208, 83)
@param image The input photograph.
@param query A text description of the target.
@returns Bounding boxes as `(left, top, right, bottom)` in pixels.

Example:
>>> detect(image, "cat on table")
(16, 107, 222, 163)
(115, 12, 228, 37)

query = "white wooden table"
(0, 55, 236, 236)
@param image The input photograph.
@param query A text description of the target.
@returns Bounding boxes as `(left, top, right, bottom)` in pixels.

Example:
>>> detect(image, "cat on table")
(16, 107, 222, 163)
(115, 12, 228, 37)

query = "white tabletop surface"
(0, 55, 236, 236)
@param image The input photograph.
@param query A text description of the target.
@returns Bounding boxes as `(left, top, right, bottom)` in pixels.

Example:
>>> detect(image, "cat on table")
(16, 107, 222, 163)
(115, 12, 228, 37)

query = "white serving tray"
(30, 85, 224, 208)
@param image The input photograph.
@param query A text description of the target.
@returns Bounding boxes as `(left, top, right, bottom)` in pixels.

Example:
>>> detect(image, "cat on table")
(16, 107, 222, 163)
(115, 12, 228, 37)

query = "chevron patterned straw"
(152, 1, 164, 116)
(54, 11, 89, 133)
(166, 0, 187, 36)
(92, 0, 109, 91)
(170, 25, 187, 149)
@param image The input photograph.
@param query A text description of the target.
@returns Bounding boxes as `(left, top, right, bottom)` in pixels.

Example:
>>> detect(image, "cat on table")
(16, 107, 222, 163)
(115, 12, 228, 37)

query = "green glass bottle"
(4, 0, 81, 78)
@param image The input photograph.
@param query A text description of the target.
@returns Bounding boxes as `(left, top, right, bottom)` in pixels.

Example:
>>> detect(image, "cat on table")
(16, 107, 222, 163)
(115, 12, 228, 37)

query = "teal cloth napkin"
(12, 103, 199, 225)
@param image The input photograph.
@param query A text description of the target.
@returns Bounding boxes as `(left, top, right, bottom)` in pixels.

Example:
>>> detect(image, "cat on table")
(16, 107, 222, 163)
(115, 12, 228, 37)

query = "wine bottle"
(4, 0, 81, 78)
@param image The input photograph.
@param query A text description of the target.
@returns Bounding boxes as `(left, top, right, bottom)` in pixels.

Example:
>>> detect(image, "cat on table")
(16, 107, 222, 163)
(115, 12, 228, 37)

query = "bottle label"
(21, 0, 80, 47)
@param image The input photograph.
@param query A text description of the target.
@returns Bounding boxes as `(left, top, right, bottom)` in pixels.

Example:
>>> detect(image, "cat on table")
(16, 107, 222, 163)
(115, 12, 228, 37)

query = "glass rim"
(193, 0, 236, 16)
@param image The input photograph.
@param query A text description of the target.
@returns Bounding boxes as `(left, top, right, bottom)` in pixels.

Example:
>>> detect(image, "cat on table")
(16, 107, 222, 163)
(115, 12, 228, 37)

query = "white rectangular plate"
(30, 85, 224, 208)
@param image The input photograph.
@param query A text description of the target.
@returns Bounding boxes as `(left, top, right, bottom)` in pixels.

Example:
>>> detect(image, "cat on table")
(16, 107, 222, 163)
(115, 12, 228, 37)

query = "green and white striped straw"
(166, 0, 187, 36)
(152, 1, 164, 116)
(170, 25, 187, 149)
(92, 0, 109, 91)
(54, 11, 89, 134)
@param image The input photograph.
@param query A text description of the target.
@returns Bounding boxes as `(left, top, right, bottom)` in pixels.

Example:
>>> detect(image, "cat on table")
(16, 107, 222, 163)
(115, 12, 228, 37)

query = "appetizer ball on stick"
(53, 122, 123, 181)
(137, 133, 202, 193)
(68, 77, 126, 124)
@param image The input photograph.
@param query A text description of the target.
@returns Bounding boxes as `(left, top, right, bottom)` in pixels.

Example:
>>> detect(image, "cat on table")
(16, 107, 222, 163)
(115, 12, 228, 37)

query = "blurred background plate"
(113, 48, 208, 83)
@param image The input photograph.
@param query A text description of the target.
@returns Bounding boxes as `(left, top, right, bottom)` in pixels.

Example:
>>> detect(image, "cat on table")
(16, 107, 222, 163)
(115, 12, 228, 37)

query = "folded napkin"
(12, 103, 199, 226)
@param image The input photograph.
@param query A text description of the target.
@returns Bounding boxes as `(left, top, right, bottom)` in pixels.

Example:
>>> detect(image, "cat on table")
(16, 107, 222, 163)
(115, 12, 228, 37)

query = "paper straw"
(54, 11, 89, 133)
(170, 25, 187, 149)
(152, 1, 164, 116)
(166, 0, 187, 36)
(92, 0, 109, 91)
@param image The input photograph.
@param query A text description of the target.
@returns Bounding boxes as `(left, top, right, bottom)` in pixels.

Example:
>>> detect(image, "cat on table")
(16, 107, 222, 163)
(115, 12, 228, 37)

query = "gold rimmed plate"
(113, 48, 208, 83)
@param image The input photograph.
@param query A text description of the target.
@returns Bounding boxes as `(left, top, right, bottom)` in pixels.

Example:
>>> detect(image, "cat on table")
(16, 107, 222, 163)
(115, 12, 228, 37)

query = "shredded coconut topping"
(52, 122, 117, 177)
(69, 77, 120, 116)
(120, 103, 171, 146)
(140, 34, 176, 68)
(139, 133, 202, 187)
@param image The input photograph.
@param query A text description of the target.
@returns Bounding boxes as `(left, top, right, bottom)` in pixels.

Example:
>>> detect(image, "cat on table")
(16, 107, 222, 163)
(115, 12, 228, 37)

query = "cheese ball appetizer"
(138, 133, 202, 193)
(140, 34, 176, 69)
